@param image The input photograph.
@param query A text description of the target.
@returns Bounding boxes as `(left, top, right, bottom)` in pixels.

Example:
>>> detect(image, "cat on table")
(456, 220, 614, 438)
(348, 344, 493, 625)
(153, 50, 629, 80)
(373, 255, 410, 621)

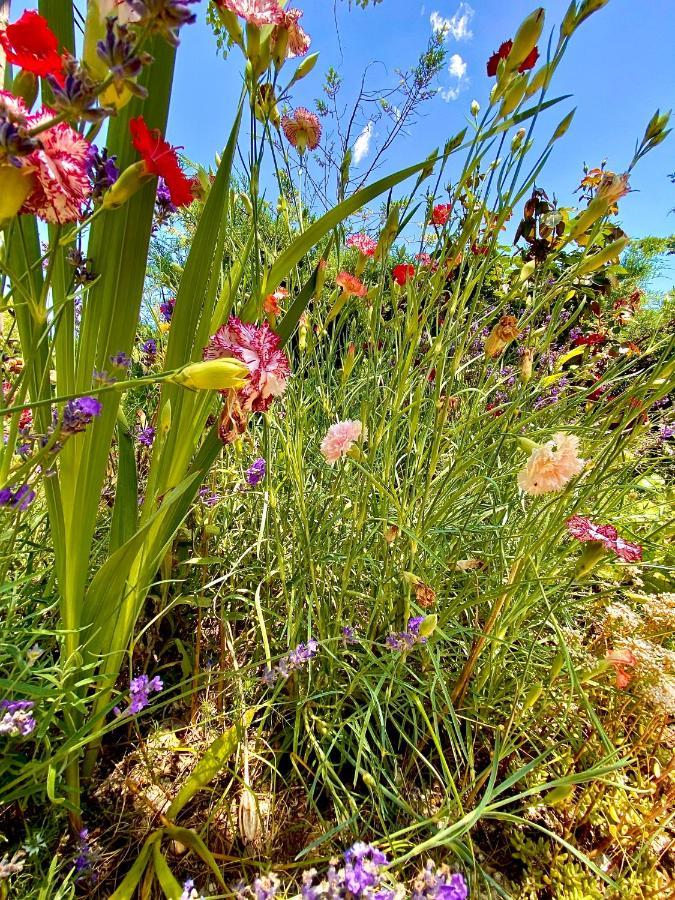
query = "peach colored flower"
(263, 286, 288, 317)
(606, 647, 637, 689)
(517, 433, 585, 496)
(320, 420, 364, 465)
(281, 107, 321, 152)
(336, 271, 367, 298)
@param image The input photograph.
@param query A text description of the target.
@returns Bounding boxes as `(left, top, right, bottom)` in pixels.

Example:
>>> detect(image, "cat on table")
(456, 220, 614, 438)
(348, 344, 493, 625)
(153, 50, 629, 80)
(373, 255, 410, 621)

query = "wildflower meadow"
(0, 0, 673, 897)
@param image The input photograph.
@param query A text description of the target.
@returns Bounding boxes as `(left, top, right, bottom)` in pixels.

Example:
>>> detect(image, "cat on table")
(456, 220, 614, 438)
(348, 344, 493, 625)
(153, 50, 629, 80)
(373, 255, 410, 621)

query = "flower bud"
(102, 161, 152, 209)
(511, 127, 527, 151)
(418, 614, 438, 639)
(525, 62, 554, 97)
(543, 784, 575, 806)
(159, 400, 171, 434)
(217, 5, 244, 48)
(12, 70, 38, 109)
(341, 342, 356, 382)
(560, 1, 579, 38)
(499, 75, 527, 118)
(550, 108, 576, 142)
(516, 435, 540, 454)
(523, 683, 543, 709)
(507, 8, 545, 72)
(575, 236, 629, 276)
(313, 258, 327, 301)
(566, 196, 609, 241)
(298, 312, 309, 352)
(575, 0, 610, 26)
(171, 358, 249, 391)
(0, 165, 34, 223)
(375, 204, 400, 261)
(255, 83, 280, 127)
(100, 80, 135, 111)
(470, 99, 480, 117)
(520, 348, 535, 383)
(289, 51, 319, 85)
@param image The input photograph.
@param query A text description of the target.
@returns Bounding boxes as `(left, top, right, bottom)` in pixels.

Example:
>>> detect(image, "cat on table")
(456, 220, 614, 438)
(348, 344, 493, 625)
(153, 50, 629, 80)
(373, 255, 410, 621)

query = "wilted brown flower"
(415, 581, 436, 609)
(485, 315, 519, 359)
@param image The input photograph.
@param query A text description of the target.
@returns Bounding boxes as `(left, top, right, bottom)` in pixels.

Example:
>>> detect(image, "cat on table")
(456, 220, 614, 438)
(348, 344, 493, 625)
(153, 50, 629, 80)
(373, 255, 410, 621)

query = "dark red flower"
(572, 332, 607, 349)
(0, 10, 64, 80)
(471, 241, 489, 256)
(431, 203, 451, 226)
(486, 39, 539, 77)
(130, 116, 193, 208)
(392, 263, 415, 286)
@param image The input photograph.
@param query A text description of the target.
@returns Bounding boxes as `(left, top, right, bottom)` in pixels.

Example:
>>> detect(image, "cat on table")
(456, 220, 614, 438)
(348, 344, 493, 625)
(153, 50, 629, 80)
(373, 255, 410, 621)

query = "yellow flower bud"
(290, 52, 319, 85)
(507, 8, 545, 72)
(171, 358, 249, 391)
(470, 99, 480, 117)
(0, 165, 34, 223)
(100, 80, 135, 111)
(102, 161, 152, 210)
(575, 236, 629, 276)
(499, 75, 527, 118)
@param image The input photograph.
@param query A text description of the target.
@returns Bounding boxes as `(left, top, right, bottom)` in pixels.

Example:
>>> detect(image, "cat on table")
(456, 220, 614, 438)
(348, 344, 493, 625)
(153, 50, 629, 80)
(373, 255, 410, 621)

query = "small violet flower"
(0, 699, 36, 737)
(245, 457, 266, 486)
(114, 674, 163, 717)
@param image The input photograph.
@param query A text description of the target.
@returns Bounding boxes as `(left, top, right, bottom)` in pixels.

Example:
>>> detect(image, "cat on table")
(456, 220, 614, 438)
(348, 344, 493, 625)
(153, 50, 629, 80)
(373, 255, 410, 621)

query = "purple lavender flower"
(0, 699, 36, 737)
(245, 457, 266, 486)
(155, 179, 178, 225)
(251, 874, 280, 900)
(342, 625, 358, 645)
(137, 426, 155, 447)
(660, 424, 674, 441)
(344, 843, 388, 896)
(180, 878, 204, 900)
(141, 338, 157, 365)
(0, 484, 35, 510)
(261, 640, 319, 685)
(412, 861, 468, 900)
(116, 674, 163, 717)
(87, 145, 119, 200)
(198, 486, 221, 507)
(62, 397, 103, 435)
(74, 828, 92, 876)
(110, 351, 131, 370)
(159, 296, 176, 323)
(386, 617, 427, 651)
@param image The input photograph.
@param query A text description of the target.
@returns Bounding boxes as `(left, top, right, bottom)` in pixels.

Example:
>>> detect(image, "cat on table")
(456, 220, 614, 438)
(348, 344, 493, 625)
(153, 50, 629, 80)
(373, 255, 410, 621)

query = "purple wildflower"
(245, 457, 266, 486)
(62, 397, 103, 435)
(198, 486, 221, 507)
(74, 828, 92, 876)
(342, 625, 358, 645)
(660, 424, 674, 441)
(0, 484, 35, 510)
(110, 351, 131, 370)
(261, 640, 319, 685)
(155, 178, 178, 225)
(181, 878, 204, 900)
(141, 338, 157, 365)
(116, 674, 163, 717)
(344, 843, 388, 896)
(386, 617, 427, 651)
(159, 296, 176, 323)
(87, 145, 119, 200)
(137, 426, 155, 447)
(412, 861, 468, 900)
(0, 699, 36, 737)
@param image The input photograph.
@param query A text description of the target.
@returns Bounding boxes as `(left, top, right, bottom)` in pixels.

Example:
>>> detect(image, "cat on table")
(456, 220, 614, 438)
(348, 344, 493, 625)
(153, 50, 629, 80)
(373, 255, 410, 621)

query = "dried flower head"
(484, 315, 519, 359)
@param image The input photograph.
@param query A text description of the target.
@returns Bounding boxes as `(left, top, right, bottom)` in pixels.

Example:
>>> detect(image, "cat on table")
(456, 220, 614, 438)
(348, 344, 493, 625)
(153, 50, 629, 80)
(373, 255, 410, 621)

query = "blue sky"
(11, 1, 674, 287)
(165, 0, 674, 286)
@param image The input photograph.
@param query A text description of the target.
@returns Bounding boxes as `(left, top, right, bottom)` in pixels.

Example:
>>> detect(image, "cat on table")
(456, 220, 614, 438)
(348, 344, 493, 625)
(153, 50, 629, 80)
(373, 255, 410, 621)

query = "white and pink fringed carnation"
(346, 234, 378, 257)
(204, 316, 290, 413)
(517, 432, 585, 496)
(281, 107, 322, 152)
(217, 0, 283, 26)
(567, 514, 642, 562)
(0, 91, 91, 224)
(274, 8, 311, 57)
(320, 420, 364, 465)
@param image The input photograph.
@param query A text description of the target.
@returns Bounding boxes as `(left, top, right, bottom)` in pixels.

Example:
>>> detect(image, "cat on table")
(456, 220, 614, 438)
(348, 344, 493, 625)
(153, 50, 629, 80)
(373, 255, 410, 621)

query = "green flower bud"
(102, 161, 153, 210)
(507, 8, 545, 72)
(0, 165, 34, 223)
(418, 614, 438, 638)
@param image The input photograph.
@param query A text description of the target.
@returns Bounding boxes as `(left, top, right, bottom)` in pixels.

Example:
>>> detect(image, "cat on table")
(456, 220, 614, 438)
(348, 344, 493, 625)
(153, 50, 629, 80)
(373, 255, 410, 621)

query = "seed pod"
(238, 788, 260, 844)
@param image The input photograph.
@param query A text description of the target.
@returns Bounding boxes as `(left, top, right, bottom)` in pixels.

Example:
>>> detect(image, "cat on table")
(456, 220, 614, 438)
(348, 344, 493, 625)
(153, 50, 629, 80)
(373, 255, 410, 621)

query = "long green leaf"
(109, 831, 162, 900)
(152, 843, 183, 899)
(167, 708, 255, 818)
(109, 411, 139, 554)
(163, 826, 226, 889)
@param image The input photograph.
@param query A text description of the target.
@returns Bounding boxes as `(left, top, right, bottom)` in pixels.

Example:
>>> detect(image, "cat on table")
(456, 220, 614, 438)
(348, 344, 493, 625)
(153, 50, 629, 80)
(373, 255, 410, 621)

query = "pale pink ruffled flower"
(606, 647, 637, 689)
(346, 233, 378, 257)
(517, 432, 585, 496)
(274, 8, 311, 57)
(21, 110, 92, 224)
(204, 316, 290, 412)
(218, 0, 283, 26)
(281, 107, 321, 152)
(320, 420, 364, 465)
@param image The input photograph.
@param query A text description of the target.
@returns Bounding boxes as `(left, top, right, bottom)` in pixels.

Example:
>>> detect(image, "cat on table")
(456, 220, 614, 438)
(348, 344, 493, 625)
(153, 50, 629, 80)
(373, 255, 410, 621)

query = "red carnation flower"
(130, 116, 193, 208)
(392, 263, 415, 286)
(431, 203, 451, 226)
(486, 39, 539, 77)
(0, 10, 64, 80)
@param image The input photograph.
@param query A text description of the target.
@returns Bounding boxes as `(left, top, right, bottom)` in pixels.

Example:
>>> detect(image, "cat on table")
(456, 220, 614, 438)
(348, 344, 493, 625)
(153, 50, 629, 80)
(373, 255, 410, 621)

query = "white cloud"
(448, 53, 467, 79)
(353, 121, 374, 165)
(439, 86, 461, 101)
(430, 3, 474, 41)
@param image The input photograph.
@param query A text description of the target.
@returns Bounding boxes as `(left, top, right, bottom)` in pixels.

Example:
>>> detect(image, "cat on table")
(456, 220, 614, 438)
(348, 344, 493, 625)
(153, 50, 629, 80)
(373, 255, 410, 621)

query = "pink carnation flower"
(346, 233, 378, 257)
(281, 107, 322, 152)
(320, 420, 364, 465)
(566, 514, 642, 562)
(606, 647, 637, 689)
(517, 433, 585, 496)
(204, 316, 290, 412)
(274, 8, 311, 57)
(0, 92, 92, 224)
(218, 0, 283, 26)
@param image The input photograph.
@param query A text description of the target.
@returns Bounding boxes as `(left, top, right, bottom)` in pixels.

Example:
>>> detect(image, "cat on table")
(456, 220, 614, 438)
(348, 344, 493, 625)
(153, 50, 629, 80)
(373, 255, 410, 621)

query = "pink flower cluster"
(1, 91, 91, 223)
(517, 433, 585, 496)
(346, 233, 378, 257)
(204, 316, 290, 412)
(218, 1, 310, 55)
(320, 420, 364, 465)
(567, 514, 642, 562)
